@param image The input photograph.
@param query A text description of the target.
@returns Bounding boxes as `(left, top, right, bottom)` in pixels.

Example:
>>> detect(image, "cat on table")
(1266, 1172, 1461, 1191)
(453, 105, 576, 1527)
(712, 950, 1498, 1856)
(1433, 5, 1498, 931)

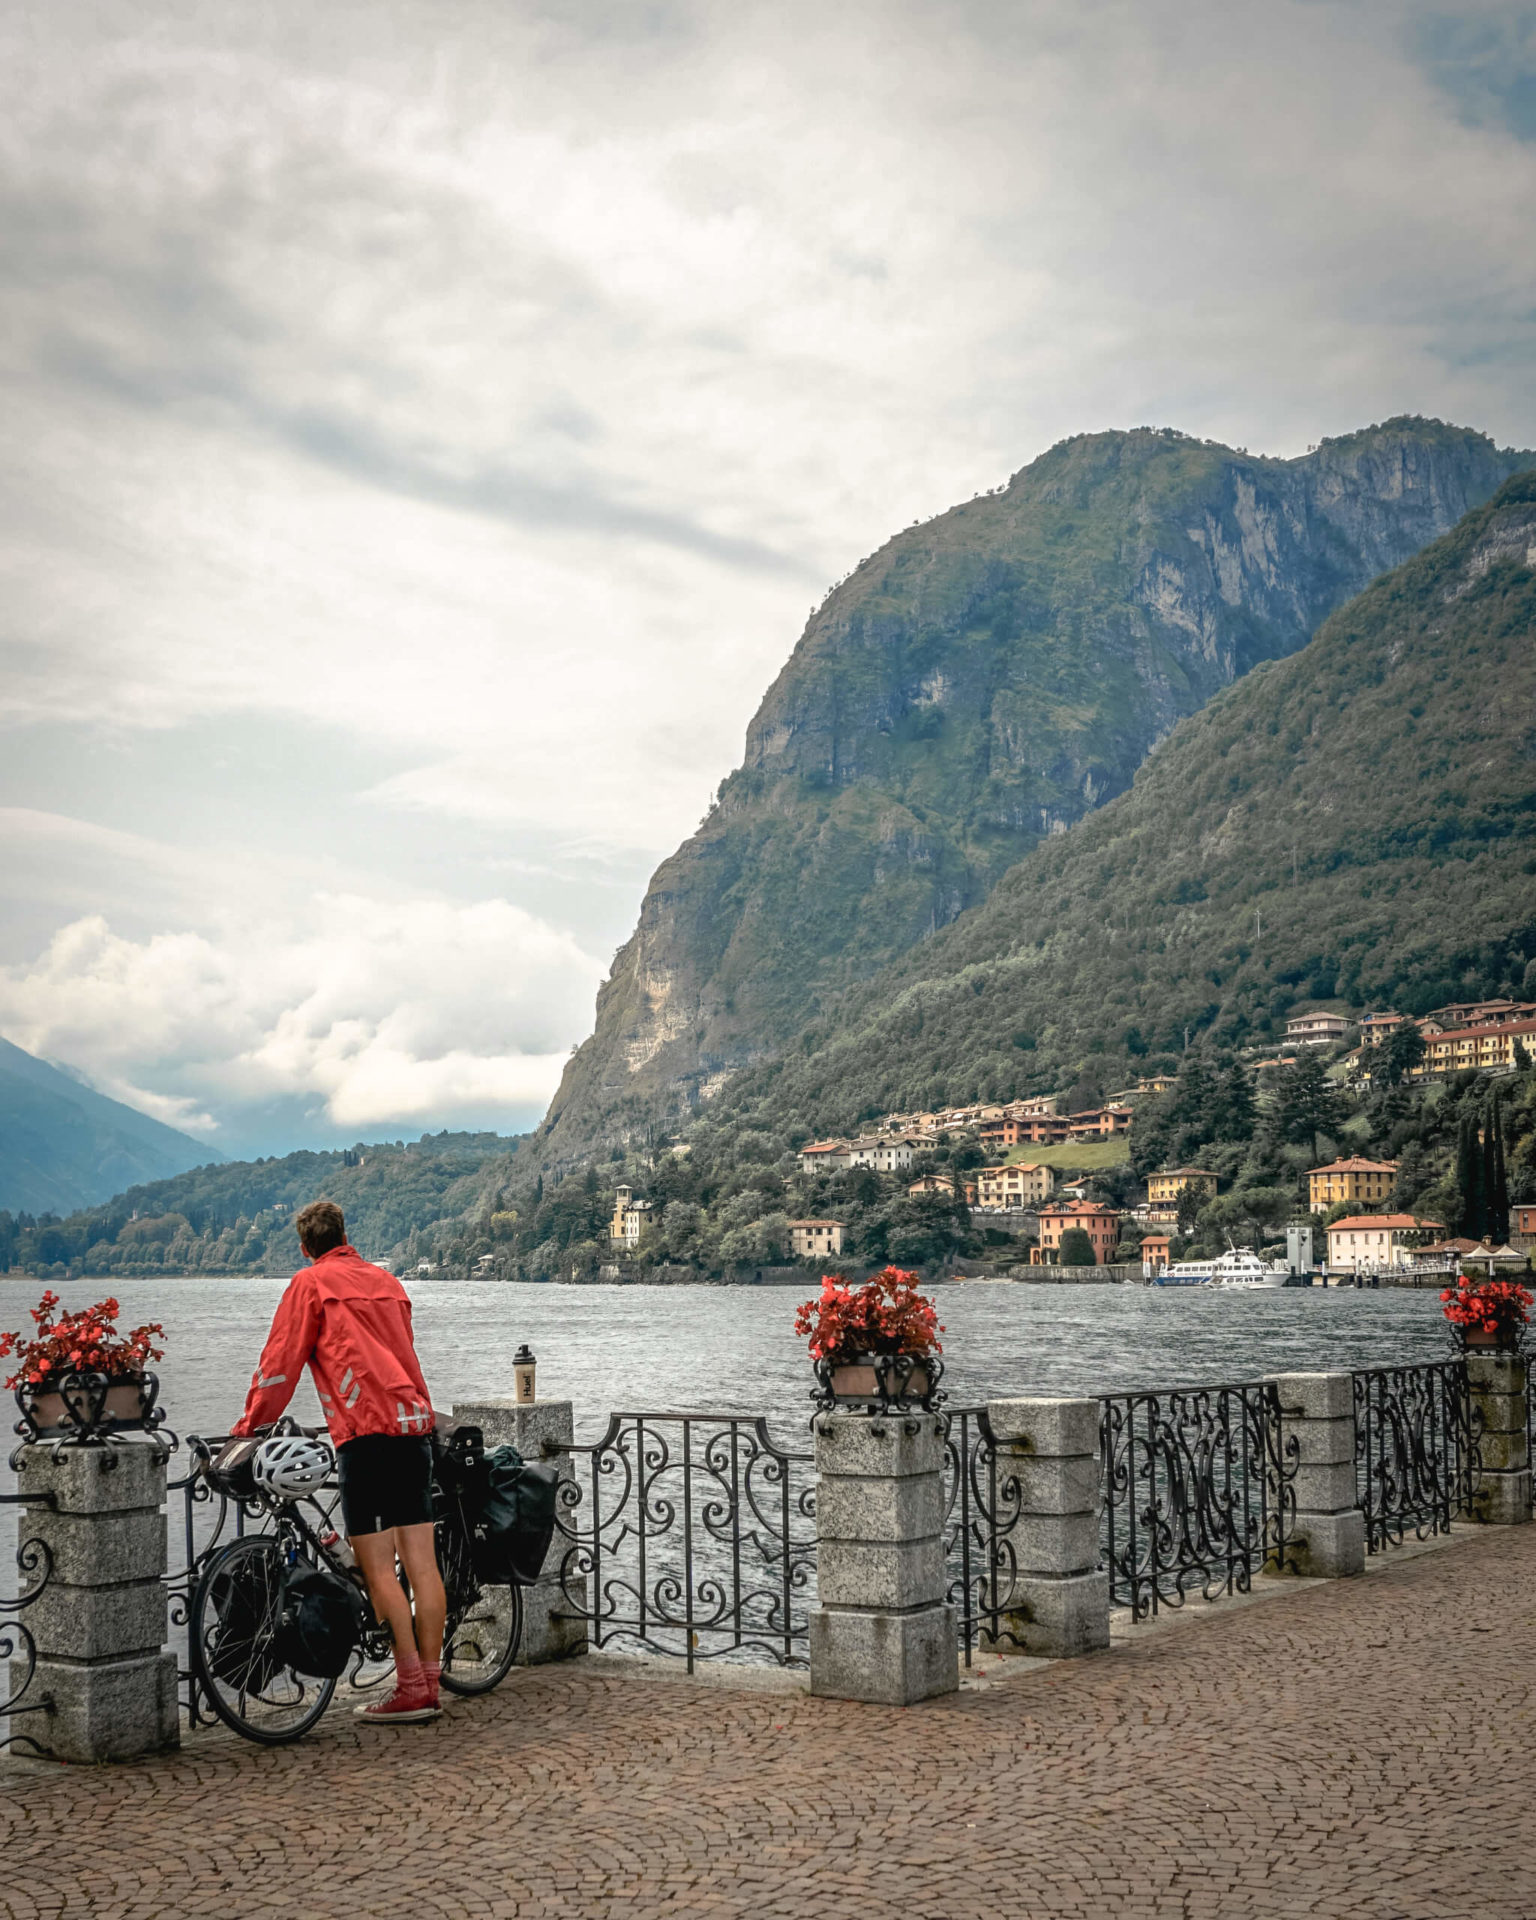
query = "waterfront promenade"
(5, 1521, 1534, 1919)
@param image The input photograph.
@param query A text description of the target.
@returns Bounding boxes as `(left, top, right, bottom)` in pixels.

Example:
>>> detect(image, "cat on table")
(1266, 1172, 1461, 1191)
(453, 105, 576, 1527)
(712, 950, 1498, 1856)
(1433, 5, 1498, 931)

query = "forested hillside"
(540, 418, 1531, 1163)
(704, 471, 1536, 1140)
(0, 1131, 522, 1279)
(0, 1038, 220, 1214)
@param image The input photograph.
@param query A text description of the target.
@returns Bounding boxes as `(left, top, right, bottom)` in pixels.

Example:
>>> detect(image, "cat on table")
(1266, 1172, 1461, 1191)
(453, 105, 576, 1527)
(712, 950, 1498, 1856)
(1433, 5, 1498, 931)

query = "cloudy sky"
(2, 0, 1534, 1159)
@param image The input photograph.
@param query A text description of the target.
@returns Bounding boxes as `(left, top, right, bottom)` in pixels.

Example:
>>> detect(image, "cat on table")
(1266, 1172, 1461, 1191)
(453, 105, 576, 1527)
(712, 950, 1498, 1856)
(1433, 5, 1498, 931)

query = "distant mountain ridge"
(0, 1038, 221, 1215)
(539, 417, 1534, 1162)
(707, 470, 1536, 1138)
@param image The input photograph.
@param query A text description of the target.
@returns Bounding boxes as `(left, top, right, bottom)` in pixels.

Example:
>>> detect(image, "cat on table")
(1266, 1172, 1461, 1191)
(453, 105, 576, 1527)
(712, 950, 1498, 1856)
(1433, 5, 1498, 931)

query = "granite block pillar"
(983, 1398, 1109, 1656)
(1464, 1354, 1532, 1526)
(1267, 1373, 1365, 1578)
(451, 1397, 588, 1662)
(808, 1411, 958, 1705)
(10, 1441, 179, 1762)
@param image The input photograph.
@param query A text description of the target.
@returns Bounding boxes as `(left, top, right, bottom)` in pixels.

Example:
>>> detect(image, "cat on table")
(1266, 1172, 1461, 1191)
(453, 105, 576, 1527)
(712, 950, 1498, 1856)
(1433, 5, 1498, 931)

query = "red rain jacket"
(232, 1244, 435, 1445)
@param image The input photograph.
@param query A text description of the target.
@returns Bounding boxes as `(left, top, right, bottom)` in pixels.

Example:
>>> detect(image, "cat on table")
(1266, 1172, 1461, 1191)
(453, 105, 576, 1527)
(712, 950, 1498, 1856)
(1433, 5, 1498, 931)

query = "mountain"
(0, 1038, 222, 1215)
(0, 1130, 523, 1277)
(704, 470, 1536, 1138)
(538, 417, 1532, 1163)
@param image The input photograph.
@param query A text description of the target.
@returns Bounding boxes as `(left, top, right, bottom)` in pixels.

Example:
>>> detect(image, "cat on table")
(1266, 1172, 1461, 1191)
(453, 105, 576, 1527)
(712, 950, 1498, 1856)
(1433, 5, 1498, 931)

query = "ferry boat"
(1155, 1248, 1289, 1289)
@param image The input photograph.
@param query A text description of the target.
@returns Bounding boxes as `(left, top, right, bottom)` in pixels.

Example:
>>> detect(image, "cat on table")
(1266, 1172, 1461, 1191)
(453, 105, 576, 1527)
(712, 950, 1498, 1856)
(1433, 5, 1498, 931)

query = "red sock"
(394, 1653, 426, 1699)
(421, 1659, 442, 1702)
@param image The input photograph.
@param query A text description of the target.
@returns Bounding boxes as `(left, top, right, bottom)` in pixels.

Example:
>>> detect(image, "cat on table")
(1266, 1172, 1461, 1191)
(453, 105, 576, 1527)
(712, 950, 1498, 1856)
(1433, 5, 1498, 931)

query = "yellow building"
(1308, 1156, 1397, 1210)
(1146, 1168, 1219, 1206)
(609, 1185, 653, 1248)
(1414, 1018, 1536, 1080)
(974, 1162, 1054, 1209)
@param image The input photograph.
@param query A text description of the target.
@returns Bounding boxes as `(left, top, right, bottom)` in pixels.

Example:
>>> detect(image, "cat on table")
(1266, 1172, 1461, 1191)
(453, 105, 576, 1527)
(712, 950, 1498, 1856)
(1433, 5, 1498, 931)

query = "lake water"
(0, 1274, 1454, 1451)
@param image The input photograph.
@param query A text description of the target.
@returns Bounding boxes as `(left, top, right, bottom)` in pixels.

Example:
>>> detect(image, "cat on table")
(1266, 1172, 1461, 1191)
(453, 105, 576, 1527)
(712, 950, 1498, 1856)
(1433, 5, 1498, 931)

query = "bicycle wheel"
(190, 1535, 338, 1744)
(437, 1523, 522, 1695)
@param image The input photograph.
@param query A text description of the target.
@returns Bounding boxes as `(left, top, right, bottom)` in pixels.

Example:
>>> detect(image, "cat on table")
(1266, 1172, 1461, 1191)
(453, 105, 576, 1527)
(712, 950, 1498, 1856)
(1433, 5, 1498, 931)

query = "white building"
(844, 1137, 917, 1173)
(797, 1139, 853, 1173)
(790, 1219, 846, 1258)
(1285, 1012, 1351, 1047)
(974, 1162, 1054, 1209)
(609, 1185, 653, 1248)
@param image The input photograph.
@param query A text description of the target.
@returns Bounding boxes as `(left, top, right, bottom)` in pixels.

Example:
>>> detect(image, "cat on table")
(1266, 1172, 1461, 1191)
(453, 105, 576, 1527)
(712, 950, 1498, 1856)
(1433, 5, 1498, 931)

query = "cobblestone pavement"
(6, 1526, 1536, 1919)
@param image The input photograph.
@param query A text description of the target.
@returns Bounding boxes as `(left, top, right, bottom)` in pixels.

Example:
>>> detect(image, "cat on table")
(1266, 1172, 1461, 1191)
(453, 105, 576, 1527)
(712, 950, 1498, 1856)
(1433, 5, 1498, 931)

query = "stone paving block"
(813, 1471, 945, 1542)
(811, 1412, 946, 1480)
(987, 1397, 1101, 1458)
(816, 1536, 946, 1610)
(16, 1439, 168, 1516)
(807, 1601, 957, 1704)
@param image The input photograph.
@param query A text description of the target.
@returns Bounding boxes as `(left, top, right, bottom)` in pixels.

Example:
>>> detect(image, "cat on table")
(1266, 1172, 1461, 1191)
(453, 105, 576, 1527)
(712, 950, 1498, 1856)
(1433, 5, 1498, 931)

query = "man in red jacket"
(233, 1198, 447, 1723)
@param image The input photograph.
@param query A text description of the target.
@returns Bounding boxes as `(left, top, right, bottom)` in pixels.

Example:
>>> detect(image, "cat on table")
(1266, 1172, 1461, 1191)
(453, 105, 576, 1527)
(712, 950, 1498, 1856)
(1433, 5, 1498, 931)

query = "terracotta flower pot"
(23, 1374, 150, 1437)
(1462, 1327, 1516, 1351)
(825, 1352, 933, 1405)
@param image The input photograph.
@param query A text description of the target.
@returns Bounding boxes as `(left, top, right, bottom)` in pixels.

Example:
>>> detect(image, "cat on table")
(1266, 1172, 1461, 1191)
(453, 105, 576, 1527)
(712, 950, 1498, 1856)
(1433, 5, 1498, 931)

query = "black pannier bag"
(470, 1443, 560, 1586)
(205, 1552, 284, 1692)
(273, 1561, 368, 1679)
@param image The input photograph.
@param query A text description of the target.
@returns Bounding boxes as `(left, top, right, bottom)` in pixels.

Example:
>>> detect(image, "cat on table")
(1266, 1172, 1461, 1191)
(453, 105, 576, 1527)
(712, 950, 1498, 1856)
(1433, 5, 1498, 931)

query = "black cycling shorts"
(337, 1434, 435, 1538)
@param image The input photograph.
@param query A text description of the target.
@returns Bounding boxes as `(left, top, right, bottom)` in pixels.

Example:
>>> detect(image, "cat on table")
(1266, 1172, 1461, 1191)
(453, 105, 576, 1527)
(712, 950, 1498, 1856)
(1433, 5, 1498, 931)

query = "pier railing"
(548, 1411, 817, 1671)
(1351, 1361, 1480, 1550)
(1098, 1380, 1297, 1620)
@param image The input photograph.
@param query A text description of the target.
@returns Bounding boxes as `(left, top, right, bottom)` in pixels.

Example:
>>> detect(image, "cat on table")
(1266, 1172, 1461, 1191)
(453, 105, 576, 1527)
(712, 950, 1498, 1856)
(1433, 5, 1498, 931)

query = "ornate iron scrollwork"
(550, 1411, 817, 1670)
(941, 1405, 1026, 1664)
(1352, 1361, 1482, 1551)
(1099, 1380, 1297, 1621)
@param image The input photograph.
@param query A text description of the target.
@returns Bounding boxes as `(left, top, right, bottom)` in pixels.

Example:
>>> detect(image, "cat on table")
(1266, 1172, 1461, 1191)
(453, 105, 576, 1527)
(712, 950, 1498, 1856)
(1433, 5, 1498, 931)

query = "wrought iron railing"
(549, 1411, 817, 1671)
(1099, 1381, 1297, 1620)
(1352, 1362, 1480, 1551)
(0, 1479, 53, 1754)
(942, 1405, 1026, 1664)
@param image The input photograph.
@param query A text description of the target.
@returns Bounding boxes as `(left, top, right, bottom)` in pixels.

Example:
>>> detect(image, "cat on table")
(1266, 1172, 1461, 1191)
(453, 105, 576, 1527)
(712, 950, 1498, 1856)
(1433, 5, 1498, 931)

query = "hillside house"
(1512, 1204, 1536, 1253)
(1285, 1012, 1352, 1047)
(907, 1171, 978, 1205)
(790, 1219, 846, 1258)
(1358, 1012, 1406, 1047)
(1140, 1232, 1171, 1277)
(609, 1185, 653, 1248)
(797, 1139, 852, 1173)
(975, 1162, 1054, 1209)
(1413, 1018, 1536, 1080)
(1145, 1168, 1218, 1223)
(1031, 1200, 1121, 1265)
(845, 1137, 918, 1173)
(1421, 999, 1536, 1031)
(1325, 1214, 1443, 1273)
(1067, 1105, 1134, 1140)
(1308, 1156, 1398, 1210)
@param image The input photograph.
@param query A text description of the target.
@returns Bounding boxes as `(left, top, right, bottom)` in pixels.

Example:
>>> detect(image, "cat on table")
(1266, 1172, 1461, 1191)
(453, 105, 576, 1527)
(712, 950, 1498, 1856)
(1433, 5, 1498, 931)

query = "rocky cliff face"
(536, 418, 1532, 1164)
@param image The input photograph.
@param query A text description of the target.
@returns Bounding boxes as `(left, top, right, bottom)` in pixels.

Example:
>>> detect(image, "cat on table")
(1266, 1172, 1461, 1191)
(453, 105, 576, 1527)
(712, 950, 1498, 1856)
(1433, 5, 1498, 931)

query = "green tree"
(1381, 1019, 1426, 1087)
(1274, 1053, 1345, 1157)
(1057, 1226, 1095, 1266)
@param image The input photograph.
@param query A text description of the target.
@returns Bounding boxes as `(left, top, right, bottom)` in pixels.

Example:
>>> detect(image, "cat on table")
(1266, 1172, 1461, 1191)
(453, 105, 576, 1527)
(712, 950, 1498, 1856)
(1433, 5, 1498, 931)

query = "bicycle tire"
(440, 1577, 522, 1695)
(190, 1534, 338, 1745)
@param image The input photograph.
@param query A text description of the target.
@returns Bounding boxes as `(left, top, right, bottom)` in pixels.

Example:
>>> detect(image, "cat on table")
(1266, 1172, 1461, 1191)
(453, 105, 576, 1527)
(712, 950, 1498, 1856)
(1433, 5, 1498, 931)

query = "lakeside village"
(486, 995, 1536, 1289)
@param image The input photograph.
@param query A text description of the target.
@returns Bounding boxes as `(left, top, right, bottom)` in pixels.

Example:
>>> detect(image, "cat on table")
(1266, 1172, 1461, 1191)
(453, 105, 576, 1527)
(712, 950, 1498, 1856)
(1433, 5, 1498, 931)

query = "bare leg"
(353, 1529, 419, 1664)
(395, 1521, 446, 1664)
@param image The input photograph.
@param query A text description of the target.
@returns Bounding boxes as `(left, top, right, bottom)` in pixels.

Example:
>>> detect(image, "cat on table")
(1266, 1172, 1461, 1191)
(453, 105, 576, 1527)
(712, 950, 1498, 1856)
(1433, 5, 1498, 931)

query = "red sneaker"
(355, 1686, 441, 1724)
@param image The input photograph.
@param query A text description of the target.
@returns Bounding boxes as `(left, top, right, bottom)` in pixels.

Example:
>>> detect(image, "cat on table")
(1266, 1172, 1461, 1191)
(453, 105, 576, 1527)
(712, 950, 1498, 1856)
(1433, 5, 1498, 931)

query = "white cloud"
(0, 895, 600, 1144)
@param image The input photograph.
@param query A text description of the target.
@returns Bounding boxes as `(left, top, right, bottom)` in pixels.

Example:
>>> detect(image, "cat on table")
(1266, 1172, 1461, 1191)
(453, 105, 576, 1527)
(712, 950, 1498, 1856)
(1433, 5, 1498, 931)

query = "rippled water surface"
(0, 1274, 1453, 1447)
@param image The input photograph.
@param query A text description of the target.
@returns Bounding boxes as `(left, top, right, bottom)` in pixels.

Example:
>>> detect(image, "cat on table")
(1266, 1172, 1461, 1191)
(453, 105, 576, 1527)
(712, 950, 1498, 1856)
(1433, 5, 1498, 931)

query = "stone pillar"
(1464, 1354, 1532, 1525)
(808, 1410, 958, 1705)
(984, 1399, 1108, 1656)
(451, 1397, 587, 1663)
(12, 1441, 179, 1762)
(1267, 1373, 1365, 1578)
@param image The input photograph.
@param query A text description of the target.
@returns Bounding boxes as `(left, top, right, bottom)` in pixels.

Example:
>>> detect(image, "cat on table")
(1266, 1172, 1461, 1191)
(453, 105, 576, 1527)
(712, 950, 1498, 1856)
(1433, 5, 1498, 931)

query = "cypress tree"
(1454, 1114, 1482, 1238)
(1489, 1098, 1511, 1243)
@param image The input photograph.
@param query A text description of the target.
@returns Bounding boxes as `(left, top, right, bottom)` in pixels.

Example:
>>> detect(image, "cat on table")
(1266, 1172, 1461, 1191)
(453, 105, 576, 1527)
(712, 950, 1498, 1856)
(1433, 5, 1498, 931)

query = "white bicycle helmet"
(252, 1432, 335, 1500)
